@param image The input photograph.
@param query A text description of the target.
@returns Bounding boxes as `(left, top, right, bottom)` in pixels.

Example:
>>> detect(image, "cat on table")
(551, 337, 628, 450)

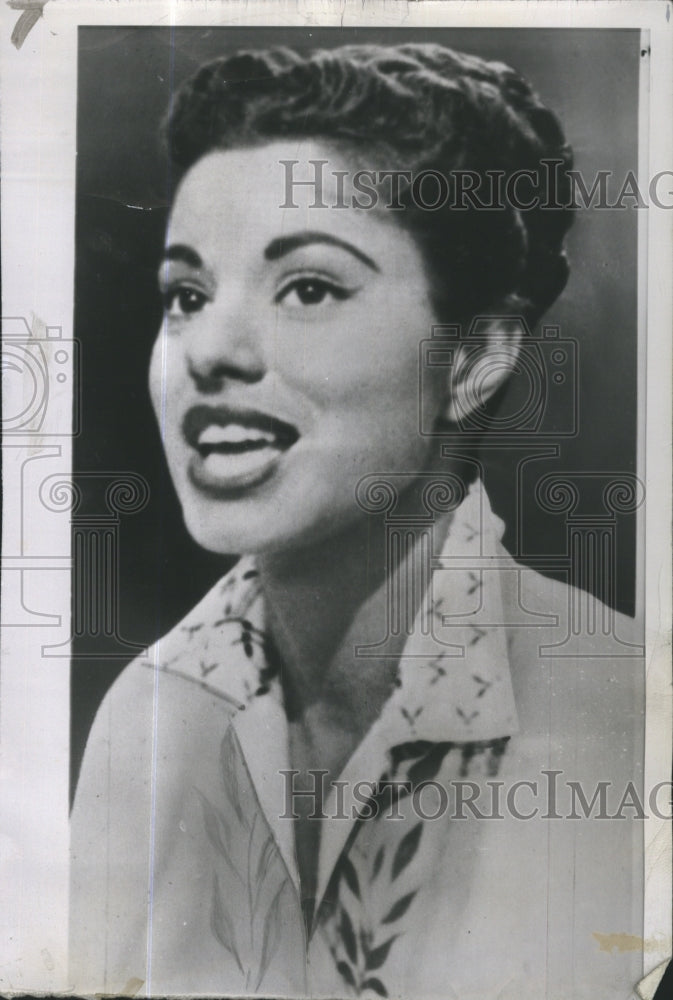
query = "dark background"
(72, 27, 641, 793)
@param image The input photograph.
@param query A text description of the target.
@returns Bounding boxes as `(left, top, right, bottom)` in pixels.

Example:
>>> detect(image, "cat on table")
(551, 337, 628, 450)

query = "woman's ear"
(443, 317, 524, 424)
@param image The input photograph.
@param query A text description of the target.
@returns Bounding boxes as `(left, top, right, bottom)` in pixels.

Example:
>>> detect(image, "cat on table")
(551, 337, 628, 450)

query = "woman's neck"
(254, 458, 463, 917)
(259, 511, 390, 713)
(256, 474, 453, 729)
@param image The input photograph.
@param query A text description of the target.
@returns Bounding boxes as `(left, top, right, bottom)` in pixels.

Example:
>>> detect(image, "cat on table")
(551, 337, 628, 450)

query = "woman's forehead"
(167, 142, 418, 266)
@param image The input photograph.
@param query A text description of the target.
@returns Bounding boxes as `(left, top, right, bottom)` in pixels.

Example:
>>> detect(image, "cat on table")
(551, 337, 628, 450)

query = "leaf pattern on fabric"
(380, 890, 417, 925)
(337, 960, 356, 988)
(364, 935, 398, 971)
(388, 740, 436, 770)
(469, 627, 487, 647)
(195, 788, 231, 854)
(154, 484, 519, 997)
(487, 736, 510, 776)
(211, 874, 244, 974)
(423, 654, 449, 685)
(255, 880, 288, 990)
(213, 616, 266, 660)
(328, 810, 423, 995)
(471, 673, 492, 696)
(325, 742, 455, 996)
(325, 737, 502, 996)
(340, 906, 358, 965)
(340, 855, 361, 900)
(181, 623, 203, 638)
(253, 835, 277, 906)
(361, 976, 388, 997)
(391, 823, 423, 880)
(456, 706, 479, 724)
(371, 846, 385, 881)
(195, 789, 244, 887)
(368, 773, 411, 816)
(219, 728, 248, 828)
(400, 705, 423, 728)
(330, 897, 403, 996)
(406, 743, 454, 787)
(200, 731, 295, 991)
(456, 736, 510, 778)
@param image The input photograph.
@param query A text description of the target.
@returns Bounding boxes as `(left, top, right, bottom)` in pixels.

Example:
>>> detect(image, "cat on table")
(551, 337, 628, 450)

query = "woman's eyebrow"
(160, 244, 204, 269)
(264, 231, 380, 272)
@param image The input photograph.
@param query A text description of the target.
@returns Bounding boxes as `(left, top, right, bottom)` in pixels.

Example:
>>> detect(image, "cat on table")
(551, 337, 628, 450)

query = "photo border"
(1, 1, 671, 995)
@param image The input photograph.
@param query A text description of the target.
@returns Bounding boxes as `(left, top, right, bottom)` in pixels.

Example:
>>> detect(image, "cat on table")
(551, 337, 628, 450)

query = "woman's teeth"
(197, 423, 279, 452)
(184, 409, 300, 490)
(189, 421, 292, 492)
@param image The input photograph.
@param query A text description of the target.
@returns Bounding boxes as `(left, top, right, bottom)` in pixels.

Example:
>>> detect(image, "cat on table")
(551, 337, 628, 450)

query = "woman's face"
(149, 141, 448, 555)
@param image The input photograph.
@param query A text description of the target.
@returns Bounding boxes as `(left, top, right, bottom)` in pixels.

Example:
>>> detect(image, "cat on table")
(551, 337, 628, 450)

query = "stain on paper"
(121, 978, 144, 996)
(593, 932, 672, 954)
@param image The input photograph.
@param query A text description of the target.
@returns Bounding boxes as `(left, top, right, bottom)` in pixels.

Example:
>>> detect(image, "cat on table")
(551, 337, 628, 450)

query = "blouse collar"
(150, 478, 518, 742)
(146, 478, 519, 907)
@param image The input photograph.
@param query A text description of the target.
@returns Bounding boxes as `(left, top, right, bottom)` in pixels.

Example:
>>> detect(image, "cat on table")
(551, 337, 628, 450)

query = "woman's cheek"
(149, 334, 187, 428)
(147, 339, 163, 421)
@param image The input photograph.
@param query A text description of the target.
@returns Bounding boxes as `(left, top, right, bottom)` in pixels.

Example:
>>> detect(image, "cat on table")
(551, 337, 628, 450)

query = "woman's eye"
(277, 277, 351, 308)
(162, 287, 207, 317)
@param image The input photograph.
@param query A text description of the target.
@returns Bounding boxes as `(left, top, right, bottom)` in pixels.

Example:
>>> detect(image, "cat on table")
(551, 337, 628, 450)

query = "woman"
(70, 44, 643, 998)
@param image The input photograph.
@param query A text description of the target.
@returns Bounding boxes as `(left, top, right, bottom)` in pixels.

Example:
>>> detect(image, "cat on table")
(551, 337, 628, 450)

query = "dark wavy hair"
(164, 43, 574, 326)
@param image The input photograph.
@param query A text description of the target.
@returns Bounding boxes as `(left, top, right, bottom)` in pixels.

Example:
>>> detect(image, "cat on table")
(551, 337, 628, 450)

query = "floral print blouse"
(70, 481, 645, 1000)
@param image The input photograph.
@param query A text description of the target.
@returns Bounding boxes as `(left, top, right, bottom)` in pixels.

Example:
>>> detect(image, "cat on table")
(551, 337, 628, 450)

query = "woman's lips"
(182, 404, 300, 494)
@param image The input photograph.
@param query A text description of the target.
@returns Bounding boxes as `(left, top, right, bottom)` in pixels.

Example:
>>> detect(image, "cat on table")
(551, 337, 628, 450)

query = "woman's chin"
(181, 514, 266, 557)
(180, 500, 359, 559)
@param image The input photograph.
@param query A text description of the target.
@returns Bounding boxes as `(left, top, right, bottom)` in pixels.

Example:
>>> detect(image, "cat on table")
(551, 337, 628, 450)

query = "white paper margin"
(1, 1, 671, 994)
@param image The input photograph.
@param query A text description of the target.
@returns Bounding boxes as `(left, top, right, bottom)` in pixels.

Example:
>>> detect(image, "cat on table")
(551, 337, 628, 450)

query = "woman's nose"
(184, 300, 266, 391)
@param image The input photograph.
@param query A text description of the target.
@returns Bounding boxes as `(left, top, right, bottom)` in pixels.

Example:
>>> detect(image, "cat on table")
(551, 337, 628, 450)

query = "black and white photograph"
(1, 3, 671, 999)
